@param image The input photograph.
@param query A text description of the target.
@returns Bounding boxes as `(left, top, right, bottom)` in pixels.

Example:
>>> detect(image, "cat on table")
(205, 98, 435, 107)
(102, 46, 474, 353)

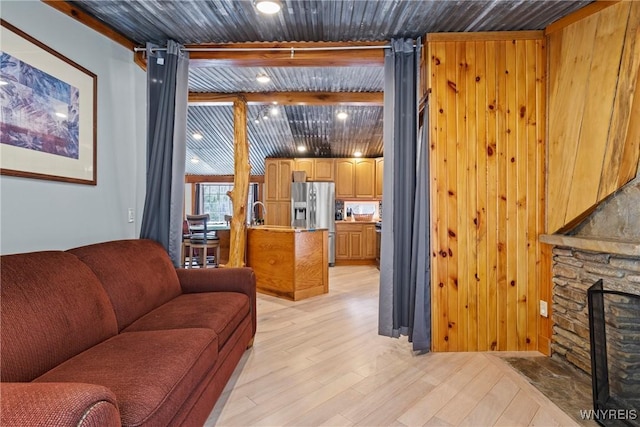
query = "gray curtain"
(140, 41, 189, 266)
(378, 38, 431, 352)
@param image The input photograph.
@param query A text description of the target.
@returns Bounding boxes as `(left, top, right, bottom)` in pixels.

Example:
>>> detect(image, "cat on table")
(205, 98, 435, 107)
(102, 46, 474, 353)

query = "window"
(198, 183, 257, 223)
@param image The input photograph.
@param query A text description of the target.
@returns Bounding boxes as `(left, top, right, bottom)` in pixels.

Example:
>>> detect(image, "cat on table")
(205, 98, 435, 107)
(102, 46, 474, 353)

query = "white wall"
(0, 1, 147, 254)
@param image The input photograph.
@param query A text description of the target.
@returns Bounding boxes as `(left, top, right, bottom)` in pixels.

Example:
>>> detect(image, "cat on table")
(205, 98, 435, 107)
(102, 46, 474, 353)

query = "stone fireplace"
(550, 246, 640, 373)
(541, 177, 640, 425)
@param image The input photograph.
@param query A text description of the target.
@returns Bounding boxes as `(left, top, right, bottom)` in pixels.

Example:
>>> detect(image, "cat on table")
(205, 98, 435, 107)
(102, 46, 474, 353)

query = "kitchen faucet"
(251, 201, 267, 225)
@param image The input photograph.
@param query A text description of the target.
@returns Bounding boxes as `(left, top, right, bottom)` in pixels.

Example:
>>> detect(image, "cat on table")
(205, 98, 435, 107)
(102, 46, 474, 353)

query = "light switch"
(540, 300, 548, 318)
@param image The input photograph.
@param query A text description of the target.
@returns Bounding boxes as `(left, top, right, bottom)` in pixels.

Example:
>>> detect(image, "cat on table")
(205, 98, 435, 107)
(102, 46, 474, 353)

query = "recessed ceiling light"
(254, 118, 260, 124)
(190, 157, 200, 164)
(297, 146, 307, 152)
(256, 73, 271, 84)
(354, 151, 363, 157)
(337, 111, 348, 120)
(0, 80, 8, 86)
(270, 106, 279, 116)
(192, 132, 204, 140)
(255, 0, 281, 14)
(55, 112, 67, 119)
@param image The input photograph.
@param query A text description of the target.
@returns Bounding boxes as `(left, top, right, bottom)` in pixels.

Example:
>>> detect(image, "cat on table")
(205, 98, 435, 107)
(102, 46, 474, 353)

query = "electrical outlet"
(128, 208, 134, 223)
(540, 300, 548, 318)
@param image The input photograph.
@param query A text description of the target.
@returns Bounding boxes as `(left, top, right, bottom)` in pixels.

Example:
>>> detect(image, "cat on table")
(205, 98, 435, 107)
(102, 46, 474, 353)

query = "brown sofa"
(0, 239, 256, 427)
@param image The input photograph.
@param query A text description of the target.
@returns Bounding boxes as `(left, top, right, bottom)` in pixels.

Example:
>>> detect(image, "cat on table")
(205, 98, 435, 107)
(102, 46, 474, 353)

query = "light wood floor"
(205, 266, 578, 427)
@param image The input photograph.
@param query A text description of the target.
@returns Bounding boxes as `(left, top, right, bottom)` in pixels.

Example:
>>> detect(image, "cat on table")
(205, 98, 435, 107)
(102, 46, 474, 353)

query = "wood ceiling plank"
(188, 91, 384, 106)
(545, 1, 620, 35)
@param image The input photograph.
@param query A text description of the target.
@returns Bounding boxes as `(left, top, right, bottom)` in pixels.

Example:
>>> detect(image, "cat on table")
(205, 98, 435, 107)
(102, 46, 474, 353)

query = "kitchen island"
(246, 226, 328, 301)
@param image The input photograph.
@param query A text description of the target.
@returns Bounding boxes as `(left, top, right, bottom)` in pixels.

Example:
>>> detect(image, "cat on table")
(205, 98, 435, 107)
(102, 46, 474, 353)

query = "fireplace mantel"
(540, 234, 640, 257)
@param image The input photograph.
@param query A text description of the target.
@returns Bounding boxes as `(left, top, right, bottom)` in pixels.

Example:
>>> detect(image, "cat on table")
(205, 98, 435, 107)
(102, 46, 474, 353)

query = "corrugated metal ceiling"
(67, 0, 592, 176)
(189, 66, 384, 93)
(69, 0, 590, 44)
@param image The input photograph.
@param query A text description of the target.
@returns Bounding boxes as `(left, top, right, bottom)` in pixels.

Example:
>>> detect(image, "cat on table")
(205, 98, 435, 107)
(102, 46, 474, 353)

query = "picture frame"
(0, 20, 97, 185)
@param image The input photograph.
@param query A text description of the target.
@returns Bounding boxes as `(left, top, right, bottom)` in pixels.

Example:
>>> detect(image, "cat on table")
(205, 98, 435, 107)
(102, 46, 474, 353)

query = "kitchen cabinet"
(363, 224, 376, 258)
(265, 159, 293, 201)
(314, 158, 335, 181)
(375, 157, 384, 198)
(355, 159, 375, 198)
(265, 201, 291, 227)
(335, 158, 375, 199)
(335, 159, 355, 198)
(265, 158, 293, 226)
(293, 158, 335, 181)
(293, 158, 314, 180)
(335, 222, 376, 263)
(336, 231, 349, 259)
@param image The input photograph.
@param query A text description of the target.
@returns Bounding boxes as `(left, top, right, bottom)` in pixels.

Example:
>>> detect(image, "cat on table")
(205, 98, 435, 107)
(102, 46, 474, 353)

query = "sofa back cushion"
(68, 239, 182, 331)
(1, 251, 118, 382)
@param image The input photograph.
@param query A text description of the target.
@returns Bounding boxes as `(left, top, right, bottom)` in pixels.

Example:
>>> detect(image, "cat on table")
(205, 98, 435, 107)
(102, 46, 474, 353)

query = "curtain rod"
(133, 44, 397, 53)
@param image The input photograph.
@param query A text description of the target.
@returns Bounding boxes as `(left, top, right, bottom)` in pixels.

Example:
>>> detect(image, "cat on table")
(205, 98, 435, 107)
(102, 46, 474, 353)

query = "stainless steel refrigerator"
(291, 182, 336, 266)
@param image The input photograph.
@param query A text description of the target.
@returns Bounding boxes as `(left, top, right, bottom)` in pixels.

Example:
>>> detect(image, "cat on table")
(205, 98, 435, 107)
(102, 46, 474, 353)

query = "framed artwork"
(0, 20, 97, 185)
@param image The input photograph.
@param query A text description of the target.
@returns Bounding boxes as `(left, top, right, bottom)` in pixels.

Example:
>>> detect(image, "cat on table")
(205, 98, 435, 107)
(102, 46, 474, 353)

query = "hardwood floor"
(205, 266, 578, 426)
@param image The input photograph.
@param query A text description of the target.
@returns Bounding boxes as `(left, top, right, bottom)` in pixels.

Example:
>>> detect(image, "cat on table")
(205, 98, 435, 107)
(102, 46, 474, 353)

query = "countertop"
(249, 226, 328, 233)
(336, 219, 380, 225)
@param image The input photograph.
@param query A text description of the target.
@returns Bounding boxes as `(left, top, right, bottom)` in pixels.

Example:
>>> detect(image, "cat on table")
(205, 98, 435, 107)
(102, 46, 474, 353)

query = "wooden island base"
(246, 226, 328, 301)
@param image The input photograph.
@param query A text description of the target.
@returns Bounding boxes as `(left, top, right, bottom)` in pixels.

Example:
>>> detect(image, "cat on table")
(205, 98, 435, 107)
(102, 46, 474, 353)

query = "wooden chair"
(185, 214, 220, 268)
(181, 220, 191, 268)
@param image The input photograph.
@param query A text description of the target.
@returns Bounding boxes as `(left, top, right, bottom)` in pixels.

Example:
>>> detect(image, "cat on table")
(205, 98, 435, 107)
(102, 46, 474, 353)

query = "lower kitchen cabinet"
(363, 224, 376, 258)
(335, 222, 377, 264)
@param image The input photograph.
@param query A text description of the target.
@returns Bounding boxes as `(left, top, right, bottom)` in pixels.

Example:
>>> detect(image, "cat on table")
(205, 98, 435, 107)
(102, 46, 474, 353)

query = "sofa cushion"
(68, 239, 182, 331)
(124, 292, 250, 350)
(35, 329, 218, 427)
(1, 251, 118, 382)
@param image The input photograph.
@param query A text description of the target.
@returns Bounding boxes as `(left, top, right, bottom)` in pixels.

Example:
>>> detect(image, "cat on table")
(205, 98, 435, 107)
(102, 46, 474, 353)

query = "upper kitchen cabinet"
(265, 159, 293, 201)
(375, 158, 384, 198)
(293, 158, 314, 181)
(336, 158, 376, 199)
(293, 158, 335, 181)
(335, 159, 356, 198)
(314, 159, 335, 181)
(355, 159, 375, 198)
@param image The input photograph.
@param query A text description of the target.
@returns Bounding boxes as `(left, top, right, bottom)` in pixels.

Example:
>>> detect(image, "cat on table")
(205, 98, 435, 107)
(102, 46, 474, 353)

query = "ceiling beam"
(41, 5, 386, 68)
(187, 42, 386, 67)
(185, 175, 264, 184)
(188, 91, 384, 106)
(427, 30, 544, 42)
(44, 1, 148, 68)
(43, 1, 135, 50)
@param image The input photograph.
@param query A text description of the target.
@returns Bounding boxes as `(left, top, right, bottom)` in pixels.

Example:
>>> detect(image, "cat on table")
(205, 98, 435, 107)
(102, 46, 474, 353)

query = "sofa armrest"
(176, 267, 257, 337)
(1, 382, 120, 427)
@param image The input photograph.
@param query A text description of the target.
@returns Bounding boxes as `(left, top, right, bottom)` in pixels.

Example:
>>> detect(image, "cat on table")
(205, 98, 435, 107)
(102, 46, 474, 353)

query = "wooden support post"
(227, 96, 251, 267)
